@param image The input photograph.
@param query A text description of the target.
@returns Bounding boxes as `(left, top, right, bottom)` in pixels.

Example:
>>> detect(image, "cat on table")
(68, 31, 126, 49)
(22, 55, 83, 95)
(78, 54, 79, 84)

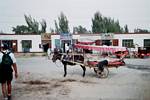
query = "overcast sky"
(0, 0, 150, 33)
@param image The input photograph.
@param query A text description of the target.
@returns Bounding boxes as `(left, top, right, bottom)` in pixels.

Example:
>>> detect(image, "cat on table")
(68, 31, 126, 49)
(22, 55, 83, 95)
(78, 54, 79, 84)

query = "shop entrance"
(61, 40, 71, 53)
(102, 40, 112, 46)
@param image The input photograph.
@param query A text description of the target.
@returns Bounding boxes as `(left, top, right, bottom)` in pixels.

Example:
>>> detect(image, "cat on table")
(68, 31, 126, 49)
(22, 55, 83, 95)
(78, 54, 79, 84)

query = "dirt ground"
(0, 56, 150, 100)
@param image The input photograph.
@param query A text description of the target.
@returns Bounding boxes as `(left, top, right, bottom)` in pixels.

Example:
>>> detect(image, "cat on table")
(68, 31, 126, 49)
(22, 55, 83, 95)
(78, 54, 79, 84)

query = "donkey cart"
(73, 43, 127, 78)
(85, 60, 125, 78)
(52, 43, 127, 78)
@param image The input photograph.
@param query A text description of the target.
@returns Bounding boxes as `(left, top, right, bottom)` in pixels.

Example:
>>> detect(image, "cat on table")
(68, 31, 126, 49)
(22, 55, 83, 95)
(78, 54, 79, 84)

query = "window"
(122, 39, 133, 48)
(22, 40, 32, 48)
(95, 40, 101, 46)
(102, 40, 111, 46)
(144, 39, 150, 47)
(22, 40, 32, 52)
(112, 39, 119, 46)
(55, 39, 60, 48)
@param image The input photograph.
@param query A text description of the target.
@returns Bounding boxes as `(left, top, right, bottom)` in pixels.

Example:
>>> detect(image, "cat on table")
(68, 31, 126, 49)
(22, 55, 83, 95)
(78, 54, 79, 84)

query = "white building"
(0, 34, 42, 52)
(51, 33, 150, 53)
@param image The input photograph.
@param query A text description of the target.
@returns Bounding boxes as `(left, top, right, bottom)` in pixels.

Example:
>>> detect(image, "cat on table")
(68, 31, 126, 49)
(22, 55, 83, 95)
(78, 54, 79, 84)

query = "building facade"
(51, 33, 150, 53)
(0, 34, 43, 52)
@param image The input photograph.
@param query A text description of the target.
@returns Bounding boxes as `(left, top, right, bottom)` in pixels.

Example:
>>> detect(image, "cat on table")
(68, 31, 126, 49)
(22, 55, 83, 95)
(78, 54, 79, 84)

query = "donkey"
(52, 51, 86, 77)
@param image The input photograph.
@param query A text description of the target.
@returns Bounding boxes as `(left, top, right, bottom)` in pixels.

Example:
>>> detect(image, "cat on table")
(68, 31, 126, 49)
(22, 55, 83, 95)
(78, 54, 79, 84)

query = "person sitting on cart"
(97, 51, 128, 72)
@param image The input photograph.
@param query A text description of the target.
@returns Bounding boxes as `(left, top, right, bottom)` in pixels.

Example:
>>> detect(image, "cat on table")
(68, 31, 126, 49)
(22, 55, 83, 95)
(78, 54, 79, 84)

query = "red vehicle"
(75, 44, 128, 78)
(138, 49, 149, 58)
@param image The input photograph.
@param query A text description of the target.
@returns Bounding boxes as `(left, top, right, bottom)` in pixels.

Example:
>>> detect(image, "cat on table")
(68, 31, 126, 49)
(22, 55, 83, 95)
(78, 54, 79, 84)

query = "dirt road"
(0, 57, 150, 100)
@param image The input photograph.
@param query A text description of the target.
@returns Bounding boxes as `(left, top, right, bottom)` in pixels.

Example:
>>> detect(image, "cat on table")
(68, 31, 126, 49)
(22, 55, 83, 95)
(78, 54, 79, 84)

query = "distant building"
(41, 33, 51, 52)
(0, 34, 42, 52)
(1, 33, 150, 54)
(51, 33, 150, 53)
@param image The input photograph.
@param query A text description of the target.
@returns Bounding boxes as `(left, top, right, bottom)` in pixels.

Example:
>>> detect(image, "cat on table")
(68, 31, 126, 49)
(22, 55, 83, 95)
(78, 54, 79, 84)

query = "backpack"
(0, 51, 13, 72)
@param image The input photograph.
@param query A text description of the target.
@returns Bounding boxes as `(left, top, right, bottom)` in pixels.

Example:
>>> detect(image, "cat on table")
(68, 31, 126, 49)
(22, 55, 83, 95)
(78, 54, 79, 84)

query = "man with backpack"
(0, 44, 18, 100)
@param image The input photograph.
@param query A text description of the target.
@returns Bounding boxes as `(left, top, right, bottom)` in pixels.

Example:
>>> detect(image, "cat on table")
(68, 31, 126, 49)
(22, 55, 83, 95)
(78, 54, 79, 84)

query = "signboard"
(101, 33, 114, 40)
(60, 33, 72, 40)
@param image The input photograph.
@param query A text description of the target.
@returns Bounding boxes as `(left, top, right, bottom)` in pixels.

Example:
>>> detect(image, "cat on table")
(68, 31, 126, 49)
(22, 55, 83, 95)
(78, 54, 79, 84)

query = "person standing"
(0, 44, 18, 100)
(47, 48, 51, 60)
(65, 43, 69, 53)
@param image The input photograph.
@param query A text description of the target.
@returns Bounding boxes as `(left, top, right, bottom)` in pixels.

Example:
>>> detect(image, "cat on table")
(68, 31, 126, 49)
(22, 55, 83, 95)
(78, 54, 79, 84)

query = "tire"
(96, 66, 109, 78)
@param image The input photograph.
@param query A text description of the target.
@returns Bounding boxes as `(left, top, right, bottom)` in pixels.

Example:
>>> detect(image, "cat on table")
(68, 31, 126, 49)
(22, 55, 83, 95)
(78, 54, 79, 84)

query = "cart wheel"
(96, 66, 109, 78)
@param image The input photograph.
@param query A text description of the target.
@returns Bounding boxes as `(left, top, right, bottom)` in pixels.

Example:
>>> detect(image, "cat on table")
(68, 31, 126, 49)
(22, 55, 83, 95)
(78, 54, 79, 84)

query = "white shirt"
(66, 45, 69, 51)
(47, 48, 51, 55)
(0, 50, 16, 63)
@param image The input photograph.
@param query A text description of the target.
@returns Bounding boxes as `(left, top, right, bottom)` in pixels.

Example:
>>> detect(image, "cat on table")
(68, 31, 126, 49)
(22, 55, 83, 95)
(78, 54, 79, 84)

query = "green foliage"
(12, 15, 47, 34)
(50, 27, 54, 33)
(73, 25, 89, 34)
(54, 12, 69, 33)
(134, 28, 149, 33)
(58, 12, 69, 33)
(40, 19, 47, 33)
(92, 12, 123, 33)
(24, 15, 40, 34)
(54, 20, 59, 33)
(124, 25, 129, 33)
(12, 25, 29, 34)
(92, 12, 103, 33)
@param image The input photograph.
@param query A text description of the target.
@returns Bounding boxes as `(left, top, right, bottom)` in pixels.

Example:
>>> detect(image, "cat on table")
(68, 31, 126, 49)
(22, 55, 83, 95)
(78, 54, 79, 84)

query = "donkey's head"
(52, 49, 62, 62)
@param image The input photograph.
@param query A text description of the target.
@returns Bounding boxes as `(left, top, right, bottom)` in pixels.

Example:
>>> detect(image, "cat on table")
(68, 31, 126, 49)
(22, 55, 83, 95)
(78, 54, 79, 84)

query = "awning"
(75, 44, 127, 53)
(77, 41, 95, 45)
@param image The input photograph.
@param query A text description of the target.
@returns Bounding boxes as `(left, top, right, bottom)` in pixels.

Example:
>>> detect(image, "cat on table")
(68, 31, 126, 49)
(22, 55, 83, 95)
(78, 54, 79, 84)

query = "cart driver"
(97, 51, 128, 72)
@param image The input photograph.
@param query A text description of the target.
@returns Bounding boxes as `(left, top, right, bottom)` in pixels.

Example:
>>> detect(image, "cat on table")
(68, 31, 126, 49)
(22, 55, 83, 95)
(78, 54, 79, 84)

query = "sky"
(0, 0, 150, 33)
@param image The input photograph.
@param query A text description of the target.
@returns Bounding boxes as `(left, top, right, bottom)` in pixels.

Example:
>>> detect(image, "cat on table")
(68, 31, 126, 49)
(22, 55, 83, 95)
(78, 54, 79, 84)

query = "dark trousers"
(97, 60, 108, 71)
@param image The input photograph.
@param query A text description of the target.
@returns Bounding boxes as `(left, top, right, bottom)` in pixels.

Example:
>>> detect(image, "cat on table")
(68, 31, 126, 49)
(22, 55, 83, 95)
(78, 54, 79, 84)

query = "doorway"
(61, 40, 71, 53)
(102, 40, 112, 46)
(1, 40, 17, 52)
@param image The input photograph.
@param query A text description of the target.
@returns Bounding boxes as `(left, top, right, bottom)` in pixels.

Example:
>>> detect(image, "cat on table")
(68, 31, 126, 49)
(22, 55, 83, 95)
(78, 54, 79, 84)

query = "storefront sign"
(101, 33, 114, 39)
(60, 33, 72, 40)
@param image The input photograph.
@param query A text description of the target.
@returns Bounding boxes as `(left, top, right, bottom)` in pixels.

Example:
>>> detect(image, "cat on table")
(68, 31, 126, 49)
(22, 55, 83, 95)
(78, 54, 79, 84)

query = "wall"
(51, 33, 150, 51)
(79, 34, 100, 42)
(51, 34, 80, 51)
(114, 34, 150, 47)
(0, 34, 42, 52)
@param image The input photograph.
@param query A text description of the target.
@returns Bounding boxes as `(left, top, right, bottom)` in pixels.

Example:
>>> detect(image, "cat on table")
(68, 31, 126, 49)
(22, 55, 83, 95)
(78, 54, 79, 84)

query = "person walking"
(0, 44, 18, 100)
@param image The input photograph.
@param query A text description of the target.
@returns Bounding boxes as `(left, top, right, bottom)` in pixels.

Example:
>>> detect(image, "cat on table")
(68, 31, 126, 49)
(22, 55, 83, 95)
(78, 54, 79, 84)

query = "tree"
(0, 30, 4, 34)
(40, 19, 47, 33)
(24, 14, 40, 34)
(50, 27, 54, 33)
(92, 12, 123, 33)
(13, 15, 47, 34)
(12, 25, 29, 34)
(73, 25, 89, 34)
(92, 12, 103, 33)
(54, 20, 59, 33)
(58, 12, 69, 33)
(54, 12, 69, 33)
(124, 24, 129, 33)
(134, 28, 149, 33)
